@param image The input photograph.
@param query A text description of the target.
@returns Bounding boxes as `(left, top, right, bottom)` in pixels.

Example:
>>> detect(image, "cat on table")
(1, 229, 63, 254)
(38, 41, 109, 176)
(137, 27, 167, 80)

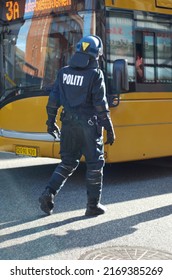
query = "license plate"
(15, 146, 38, 157)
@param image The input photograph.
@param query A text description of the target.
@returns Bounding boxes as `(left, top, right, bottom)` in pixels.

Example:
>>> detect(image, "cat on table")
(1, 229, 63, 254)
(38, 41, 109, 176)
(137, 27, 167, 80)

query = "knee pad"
(56, 162, 78, 178)
(48, 161, 79, 191)
(86, 168, 103, 185)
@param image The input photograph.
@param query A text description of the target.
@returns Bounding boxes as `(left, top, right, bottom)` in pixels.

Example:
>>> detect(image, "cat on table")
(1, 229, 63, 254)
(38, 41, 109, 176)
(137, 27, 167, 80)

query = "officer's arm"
(92, 69, 111, 126)
(92, 70, 115, 145)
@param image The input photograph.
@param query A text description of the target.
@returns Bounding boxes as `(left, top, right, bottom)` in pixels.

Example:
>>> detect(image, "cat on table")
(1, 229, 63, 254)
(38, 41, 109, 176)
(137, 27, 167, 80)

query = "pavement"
(0, 152, 172, 260)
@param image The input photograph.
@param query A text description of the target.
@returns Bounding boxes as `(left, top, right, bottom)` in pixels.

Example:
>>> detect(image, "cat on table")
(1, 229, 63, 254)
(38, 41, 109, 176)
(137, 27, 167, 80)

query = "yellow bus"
(0, 0, 172, 163)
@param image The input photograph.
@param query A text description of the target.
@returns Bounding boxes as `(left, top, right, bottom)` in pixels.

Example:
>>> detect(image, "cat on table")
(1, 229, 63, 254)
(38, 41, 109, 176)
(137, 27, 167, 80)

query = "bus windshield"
(1, 11, 93, 98)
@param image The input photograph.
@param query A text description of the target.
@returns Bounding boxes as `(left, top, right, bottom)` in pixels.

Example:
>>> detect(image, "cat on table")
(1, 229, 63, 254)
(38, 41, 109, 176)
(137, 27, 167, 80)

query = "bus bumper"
(0, 129, 61, 158)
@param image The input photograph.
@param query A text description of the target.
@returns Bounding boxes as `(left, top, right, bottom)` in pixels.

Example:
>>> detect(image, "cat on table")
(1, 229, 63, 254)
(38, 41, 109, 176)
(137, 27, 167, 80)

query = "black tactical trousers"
(47, 112, 105, 202)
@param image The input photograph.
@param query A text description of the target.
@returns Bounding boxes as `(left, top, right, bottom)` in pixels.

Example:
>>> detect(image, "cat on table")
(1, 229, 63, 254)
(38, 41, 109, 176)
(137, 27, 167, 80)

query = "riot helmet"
(76, 35, 103, 59)
(69, 35, 103, 68)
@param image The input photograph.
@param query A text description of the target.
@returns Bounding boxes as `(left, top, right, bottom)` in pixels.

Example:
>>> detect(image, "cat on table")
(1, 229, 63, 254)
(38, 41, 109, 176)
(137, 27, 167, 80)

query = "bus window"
(106, 11, 134, 92)
(2, 21, 42, 94)
(143, 32, 155, 83)
(156, 33, 172, 83)
(1, 14, 84, 100)
(135, 11, 172, 89)
(42, 15, 82, 87)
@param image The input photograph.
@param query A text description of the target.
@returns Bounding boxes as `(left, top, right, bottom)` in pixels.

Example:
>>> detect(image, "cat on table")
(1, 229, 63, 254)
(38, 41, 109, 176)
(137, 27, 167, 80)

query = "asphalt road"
(0, 152, 172, 260)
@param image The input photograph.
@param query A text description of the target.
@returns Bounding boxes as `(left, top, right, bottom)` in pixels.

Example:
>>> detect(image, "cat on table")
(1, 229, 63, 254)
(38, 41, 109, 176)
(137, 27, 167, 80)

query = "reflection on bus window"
(143, 32, 155, 83)
(2, 13, 84, 94)
(106, 11, 134, 89)
(107, 10, 172, 89)
(156, 33, 172, 83)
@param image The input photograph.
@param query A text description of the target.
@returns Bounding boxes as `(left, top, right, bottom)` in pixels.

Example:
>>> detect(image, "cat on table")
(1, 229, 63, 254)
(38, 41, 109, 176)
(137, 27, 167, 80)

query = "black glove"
(98, 112, 115, 145)
(105, 129, 115, 145)
(46, 121, 61, 139)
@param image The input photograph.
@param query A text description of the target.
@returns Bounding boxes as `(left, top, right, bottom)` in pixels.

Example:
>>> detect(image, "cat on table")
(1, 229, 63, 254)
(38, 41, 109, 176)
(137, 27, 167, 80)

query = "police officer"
(39, 35, 115, 216)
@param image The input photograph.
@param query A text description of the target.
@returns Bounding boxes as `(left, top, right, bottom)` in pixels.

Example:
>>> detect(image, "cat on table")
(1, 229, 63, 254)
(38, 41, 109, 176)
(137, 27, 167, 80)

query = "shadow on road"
(0, 204, 171, 259)
(0, 156, 172, 259)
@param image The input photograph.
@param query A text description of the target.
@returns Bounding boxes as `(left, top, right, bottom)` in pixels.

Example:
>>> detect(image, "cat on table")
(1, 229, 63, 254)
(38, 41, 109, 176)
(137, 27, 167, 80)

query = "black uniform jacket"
(48, 58, 109, 117)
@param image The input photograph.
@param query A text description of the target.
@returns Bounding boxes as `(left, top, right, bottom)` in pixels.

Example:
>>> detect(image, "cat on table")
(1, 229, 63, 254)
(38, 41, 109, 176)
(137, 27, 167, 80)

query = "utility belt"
(60, 110, 97, 126)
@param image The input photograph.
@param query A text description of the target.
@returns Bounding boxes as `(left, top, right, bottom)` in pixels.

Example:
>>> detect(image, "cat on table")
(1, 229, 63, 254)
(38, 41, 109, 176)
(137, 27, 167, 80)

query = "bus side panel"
(107, 124, 172, 163)
(106, 0, 172, 14)
(0, 96, 48, 132)
(105, 96, 172, 163)
(0, 96, 61, 158)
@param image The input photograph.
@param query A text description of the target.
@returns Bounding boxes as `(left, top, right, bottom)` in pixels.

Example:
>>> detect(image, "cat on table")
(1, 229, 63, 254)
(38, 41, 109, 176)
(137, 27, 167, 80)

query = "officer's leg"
(82, 121, 106, 216)
(85, 163, 107, 216)
(39, 156, 80, 215)
(39, 121, 81, 215)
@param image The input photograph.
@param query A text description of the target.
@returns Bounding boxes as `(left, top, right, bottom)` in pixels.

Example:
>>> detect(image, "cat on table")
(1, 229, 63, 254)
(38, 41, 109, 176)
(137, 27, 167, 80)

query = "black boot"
(39, 188, 55, 215)
(85, 199, 107, 216)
